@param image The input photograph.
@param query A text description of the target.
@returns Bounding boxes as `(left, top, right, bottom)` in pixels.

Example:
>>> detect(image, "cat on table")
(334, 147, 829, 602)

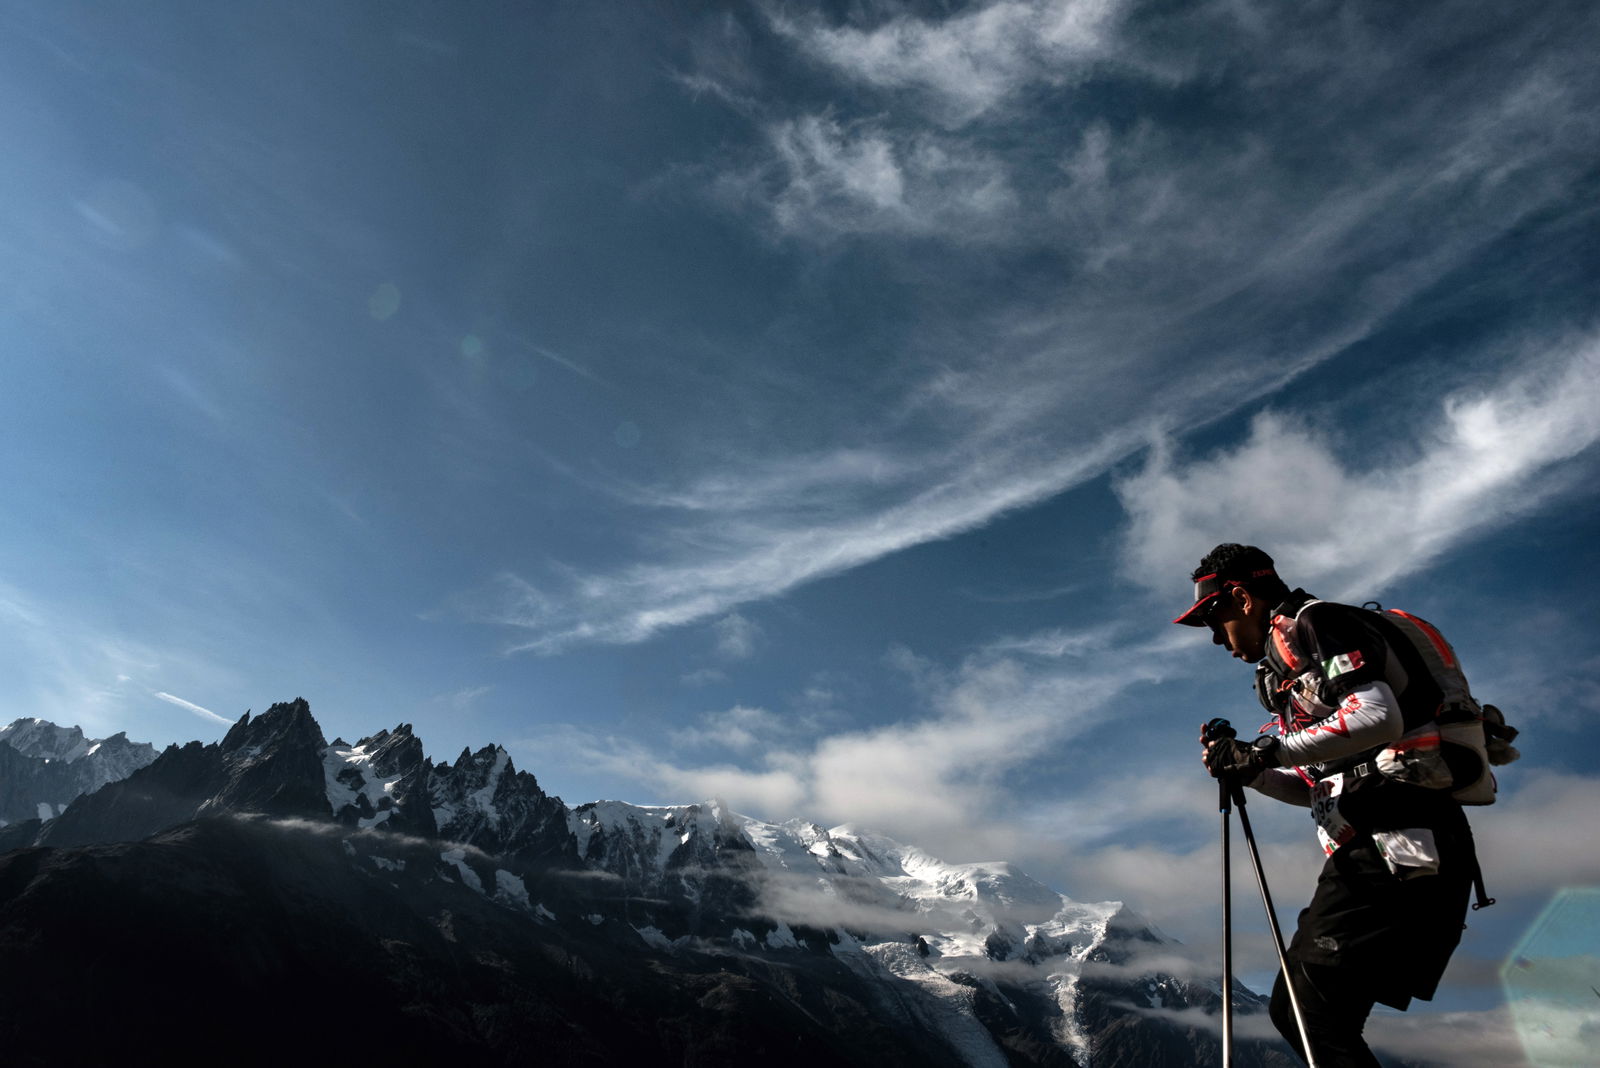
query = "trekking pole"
(1205, 717, 1237, 1066)
(1219, 774, 1235, 1068)
(1229, 778, 1319, 1068)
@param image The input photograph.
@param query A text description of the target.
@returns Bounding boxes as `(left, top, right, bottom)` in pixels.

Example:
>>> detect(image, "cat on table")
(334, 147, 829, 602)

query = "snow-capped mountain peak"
(0, 718, 159, 828)
(0, 718, 90, 763)
(321, 722, 436, 837)
(324, 738, 408, 829)
(427, 743, 571, 863)
(566, 801, 1137, 1067)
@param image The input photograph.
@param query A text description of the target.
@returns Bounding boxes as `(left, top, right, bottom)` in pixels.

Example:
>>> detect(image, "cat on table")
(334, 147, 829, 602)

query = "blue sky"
(3, 1, 1598, 1057)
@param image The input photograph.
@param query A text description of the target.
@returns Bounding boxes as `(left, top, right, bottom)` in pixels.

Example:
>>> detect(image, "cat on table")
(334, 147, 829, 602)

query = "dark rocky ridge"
(0, 699, 1299, 1067)
(1, 817, 965, 1068)
(0, 742, 78, 826)
(35, 698, 330, 848)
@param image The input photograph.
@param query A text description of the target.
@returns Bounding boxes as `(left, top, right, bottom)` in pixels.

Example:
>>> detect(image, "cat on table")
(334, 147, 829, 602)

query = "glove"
(1202, 735, 1279, 781)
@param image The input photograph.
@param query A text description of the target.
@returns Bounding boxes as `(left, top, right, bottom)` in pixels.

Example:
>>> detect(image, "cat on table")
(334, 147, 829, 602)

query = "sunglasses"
(1201, 584, 1239, 629)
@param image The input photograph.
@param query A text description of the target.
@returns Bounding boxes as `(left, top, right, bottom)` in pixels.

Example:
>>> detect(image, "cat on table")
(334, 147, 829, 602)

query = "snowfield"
(555, 797, 1123, 1064)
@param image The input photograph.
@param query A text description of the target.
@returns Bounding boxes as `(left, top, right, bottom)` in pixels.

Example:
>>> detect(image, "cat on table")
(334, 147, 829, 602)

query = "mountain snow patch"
(468, 748, 510, 827)
(440, 848, 483, 893)
(494, 869, 530, 908)
(634, 925, 677, 951)
(323, 742, 407, 828)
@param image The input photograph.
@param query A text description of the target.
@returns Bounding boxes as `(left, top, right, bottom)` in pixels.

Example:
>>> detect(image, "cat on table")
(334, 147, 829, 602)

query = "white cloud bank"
(534, 625, 1187, 863)
(1473, 773, 1600, 899)
(1364, 1008, 1531, 1068)
(1116, 335, 1600, 601)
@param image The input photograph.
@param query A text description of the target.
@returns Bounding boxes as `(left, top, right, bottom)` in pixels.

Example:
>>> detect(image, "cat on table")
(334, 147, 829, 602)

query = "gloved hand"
(1201, 733, 1279, 781)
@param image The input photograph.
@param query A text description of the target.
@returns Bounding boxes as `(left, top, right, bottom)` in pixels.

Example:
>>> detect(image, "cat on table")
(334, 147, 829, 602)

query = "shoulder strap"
(1263, 591, 1321, 678)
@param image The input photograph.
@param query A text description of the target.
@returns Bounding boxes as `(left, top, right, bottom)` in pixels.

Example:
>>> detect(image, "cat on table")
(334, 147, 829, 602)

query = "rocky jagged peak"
(446, 742, 504, 770)
(351, 723, 422, 764)
(222, 698, 325, 756)
(429, 742, 572, 866)
(435, 743, 537, 797)
(200, 699, 330, 821)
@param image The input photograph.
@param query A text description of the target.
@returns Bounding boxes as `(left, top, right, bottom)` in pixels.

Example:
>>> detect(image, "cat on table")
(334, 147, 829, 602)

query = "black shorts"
(1287, 830, 1472, 1009)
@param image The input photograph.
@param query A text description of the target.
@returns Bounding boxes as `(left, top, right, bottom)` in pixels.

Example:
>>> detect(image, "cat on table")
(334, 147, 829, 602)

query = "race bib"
(1310, 773, 1357, 856)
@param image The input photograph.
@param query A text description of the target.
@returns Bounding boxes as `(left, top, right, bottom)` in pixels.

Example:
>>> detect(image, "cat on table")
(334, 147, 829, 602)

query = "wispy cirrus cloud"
(486, 425, 1145, 653)
(0, 583, 192, 735)
(152, 691, 233, 726)
(670, 704, 786, 754)
(712, 114, 1018, 240)
(768, 0, 1132, 127)
(471, 3, 1599, 656)
(712, 612, 763, 660)
(435, 685, 493, 712)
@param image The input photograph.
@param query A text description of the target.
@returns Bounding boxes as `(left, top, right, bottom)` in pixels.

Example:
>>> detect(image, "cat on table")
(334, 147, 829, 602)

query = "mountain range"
(0, 699, 1294, 1066)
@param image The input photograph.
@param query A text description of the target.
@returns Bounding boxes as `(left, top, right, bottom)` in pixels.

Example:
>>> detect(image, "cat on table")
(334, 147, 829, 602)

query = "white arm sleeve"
(1275, 679, 1405, 767)
(1249, 767, 1313, 807)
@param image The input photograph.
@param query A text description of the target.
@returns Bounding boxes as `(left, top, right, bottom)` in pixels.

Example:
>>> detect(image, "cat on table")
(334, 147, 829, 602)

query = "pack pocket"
(1375, 725, 1454, 791)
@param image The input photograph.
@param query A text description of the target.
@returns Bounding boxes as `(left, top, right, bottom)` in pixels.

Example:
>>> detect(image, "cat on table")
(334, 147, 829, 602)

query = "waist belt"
(1346, 760, 1378, 780)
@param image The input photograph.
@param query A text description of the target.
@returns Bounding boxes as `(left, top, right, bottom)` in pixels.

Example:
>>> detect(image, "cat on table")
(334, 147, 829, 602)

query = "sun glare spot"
(368, 282, 402, 320)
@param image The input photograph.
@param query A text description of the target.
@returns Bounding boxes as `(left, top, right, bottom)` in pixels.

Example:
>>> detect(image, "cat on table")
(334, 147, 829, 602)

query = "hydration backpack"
(1363, 604, 1520, 805)
(1258, 598, 1521, 805)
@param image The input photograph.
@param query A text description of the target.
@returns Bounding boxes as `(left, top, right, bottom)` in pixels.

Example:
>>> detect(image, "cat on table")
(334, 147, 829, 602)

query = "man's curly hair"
(1193, 543, 1291, 604)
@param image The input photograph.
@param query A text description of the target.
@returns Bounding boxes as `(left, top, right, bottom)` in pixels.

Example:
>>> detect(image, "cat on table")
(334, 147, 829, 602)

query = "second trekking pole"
(1229, 776, 1319, 1068)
